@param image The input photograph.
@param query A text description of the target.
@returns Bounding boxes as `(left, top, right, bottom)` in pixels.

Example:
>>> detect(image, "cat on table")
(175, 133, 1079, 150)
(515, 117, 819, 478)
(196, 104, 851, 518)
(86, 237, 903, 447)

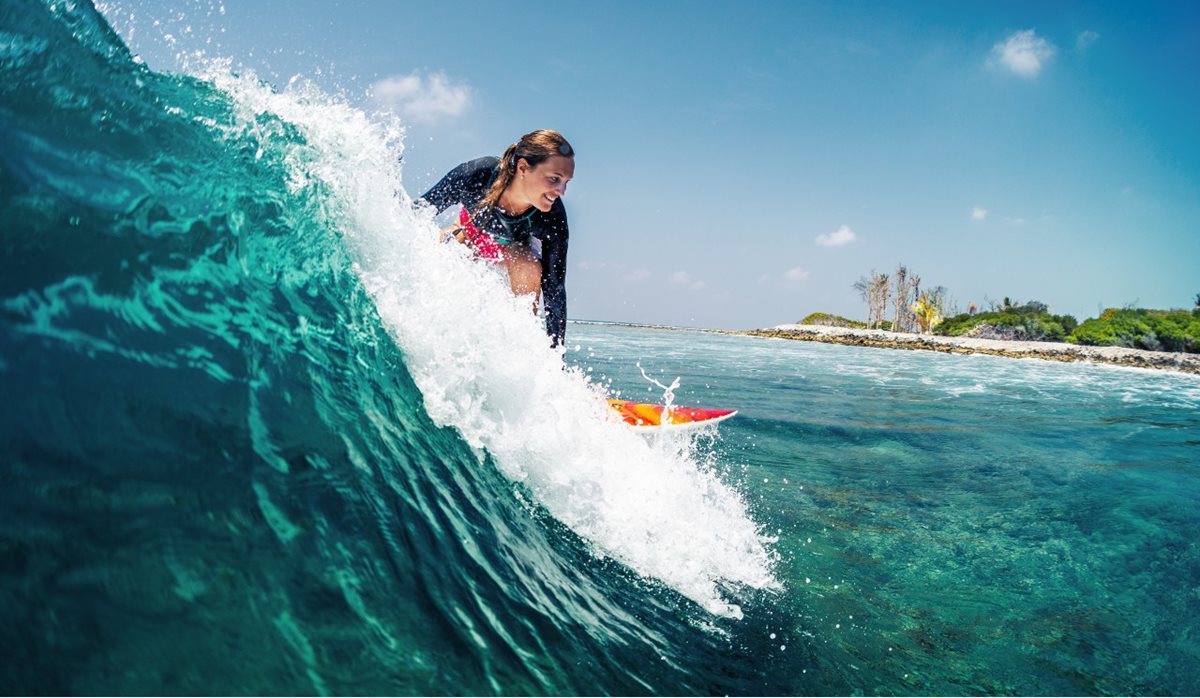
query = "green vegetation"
(911, 293, 944, 334)
(837, 282, 1200, 353)
(937, 301, 1078, 342)
(1068, 308, 1200, 353)
(799, 312, 870, 329)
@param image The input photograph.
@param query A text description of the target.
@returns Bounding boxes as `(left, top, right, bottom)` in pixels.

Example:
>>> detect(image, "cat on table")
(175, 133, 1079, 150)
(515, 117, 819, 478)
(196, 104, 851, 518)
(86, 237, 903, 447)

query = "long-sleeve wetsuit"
(419, 156, 569, 346)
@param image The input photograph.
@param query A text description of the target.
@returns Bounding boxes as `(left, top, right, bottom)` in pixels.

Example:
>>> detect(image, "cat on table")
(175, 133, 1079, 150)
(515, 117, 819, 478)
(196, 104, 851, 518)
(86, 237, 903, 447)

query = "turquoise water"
(3, 2, 1200, 694)
(569, 324, 1200, 695)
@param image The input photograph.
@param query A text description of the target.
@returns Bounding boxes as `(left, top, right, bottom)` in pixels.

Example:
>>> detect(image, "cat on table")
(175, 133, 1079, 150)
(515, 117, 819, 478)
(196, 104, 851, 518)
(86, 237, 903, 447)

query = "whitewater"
(196, 57, 779, 620)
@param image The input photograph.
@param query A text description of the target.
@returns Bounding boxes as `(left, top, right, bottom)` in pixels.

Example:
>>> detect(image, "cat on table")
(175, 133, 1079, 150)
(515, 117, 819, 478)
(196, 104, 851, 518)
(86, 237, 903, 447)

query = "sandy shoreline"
(728, 324, 1200, 376)
(568, 320, 1200, 376)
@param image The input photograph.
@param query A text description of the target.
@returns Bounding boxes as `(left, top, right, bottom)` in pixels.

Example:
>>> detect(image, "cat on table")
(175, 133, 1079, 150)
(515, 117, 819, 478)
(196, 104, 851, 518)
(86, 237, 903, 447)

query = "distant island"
(734, 301, 1200, 376)
(569, 291, 1200, 375)
(718, 265, 1200, 374)
(734, 323, 1200, 376)
(794, 302, 1200, 353)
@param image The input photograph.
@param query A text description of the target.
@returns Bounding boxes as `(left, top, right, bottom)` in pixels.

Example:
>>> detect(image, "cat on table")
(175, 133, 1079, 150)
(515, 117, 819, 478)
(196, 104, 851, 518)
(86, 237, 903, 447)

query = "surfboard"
(607, 399, 737, 431)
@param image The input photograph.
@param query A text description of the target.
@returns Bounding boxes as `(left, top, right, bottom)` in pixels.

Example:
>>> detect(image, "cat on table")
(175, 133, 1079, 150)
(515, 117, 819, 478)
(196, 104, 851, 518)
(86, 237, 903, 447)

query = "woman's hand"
(439, 224, 465, 244)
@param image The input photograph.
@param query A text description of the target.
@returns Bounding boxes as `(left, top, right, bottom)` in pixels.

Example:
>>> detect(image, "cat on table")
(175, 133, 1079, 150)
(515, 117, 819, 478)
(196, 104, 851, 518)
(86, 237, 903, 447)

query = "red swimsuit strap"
(458, 206, 482, 242)
(458, 206, 503, 262)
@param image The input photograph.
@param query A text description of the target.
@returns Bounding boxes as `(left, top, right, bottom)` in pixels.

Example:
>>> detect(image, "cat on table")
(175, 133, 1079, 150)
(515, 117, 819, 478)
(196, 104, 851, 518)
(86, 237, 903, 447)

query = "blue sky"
(104, 0, 1200, 329)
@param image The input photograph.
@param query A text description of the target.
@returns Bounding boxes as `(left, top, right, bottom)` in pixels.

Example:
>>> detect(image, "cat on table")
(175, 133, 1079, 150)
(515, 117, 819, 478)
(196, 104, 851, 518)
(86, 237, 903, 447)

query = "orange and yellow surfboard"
(607, 399, 737, 431)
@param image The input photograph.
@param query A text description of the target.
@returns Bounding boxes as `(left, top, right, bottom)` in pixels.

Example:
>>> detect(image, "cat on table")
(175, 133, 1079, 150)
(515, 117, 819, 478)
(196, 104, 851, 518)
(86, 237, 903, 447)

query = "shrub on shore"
(799, 312, 870, 329)
(936, 302, 1078, 342)
(1069, 308, 1200, 353)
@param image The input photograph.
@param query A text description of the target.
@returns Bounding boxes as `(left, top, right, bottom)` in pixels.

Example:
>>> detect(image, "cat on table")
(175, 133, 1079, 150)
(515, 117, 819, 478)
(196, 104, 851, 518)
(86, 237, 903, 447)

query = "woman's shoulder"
(435, 156, 500, 189)
(456, 155, 501, 178)
(435, 156, 499, 198)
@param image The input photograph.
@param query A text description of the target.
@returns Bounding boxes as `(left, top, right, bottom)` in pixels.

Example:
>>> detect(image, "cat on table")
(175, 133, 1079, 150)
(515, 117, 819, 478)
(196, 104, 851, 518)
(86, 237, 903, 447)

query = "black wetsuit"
(419, 156, 569, 346)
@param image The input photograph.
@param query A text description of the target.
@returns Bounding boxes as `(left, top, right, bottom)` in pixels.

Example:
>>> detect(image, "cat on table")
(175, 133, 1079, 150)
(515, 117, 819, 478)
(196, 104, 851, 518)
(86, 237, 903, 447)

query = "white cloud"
(815, 224, 857, 247)
(785, 266, 810, 282)
(990, 29, 1056, 78)
(669, 270, 706, 290)
(623, 268, 651, 282)
(370, 71, 471, 123)
(1004, 216, 1028, 226)
(971, 206, 988, 221)
(1077, 30, 1100, 51)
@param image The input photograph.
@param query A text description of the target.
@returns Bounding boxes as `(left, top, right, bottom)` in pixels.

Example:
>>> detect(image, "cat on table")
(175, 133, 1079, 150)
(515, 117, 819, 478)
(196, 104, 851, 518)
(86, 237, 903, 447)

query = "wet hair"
(476, 129, 574, 216)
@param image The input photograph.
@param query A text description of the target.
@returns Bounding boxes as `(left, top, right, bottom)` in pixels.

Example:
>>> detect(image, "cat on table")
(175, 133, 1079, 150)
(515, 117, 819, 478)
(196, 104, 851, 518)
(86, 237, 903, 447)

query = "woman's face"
(516, 155, 574, 212)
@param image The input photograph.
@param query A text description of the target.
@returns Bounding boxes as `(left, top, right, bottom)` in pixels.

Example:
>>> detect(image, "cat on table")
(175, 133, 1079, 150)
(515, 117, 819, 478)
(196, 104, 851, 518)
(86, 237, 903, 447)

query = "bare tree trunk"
(856, 270, 893, 328)
(854, 275, 873, 327)
(892, 265, 908, 332)
(908, 274, 921, 334)
(873, 273, 889, 329)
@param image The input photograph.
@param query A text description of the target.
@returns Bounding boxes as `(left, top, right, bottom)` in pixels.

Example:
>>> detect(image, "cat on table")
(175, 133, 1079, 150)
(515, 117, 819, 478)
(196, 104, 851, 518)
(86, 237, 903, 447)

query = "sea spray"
(193, 61, 780, 617)
(5, 3, 789, 693)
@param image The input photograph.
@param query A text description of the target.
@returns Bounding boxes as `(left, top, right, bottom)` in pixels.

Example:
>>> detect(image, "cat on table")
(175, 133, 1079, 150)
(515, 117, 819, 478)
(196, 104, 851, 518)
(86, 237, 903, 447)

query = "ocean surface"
(3, 2, 1199, 694)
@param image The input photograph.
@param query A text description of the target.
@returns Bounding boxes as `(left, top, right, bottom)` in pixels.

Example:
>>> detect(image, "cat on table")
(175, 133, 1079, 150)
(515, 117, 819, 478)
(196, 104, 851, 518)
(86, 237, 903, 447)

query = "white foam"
(201, 65, 779, 617)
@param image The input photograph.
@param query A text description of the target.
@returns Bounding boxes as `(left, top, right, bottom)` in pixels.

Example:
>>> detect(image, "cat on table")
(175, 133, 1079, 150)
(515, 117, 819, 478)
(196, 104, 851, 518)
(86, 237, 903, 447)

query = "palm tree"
(911, 292, 944, 334)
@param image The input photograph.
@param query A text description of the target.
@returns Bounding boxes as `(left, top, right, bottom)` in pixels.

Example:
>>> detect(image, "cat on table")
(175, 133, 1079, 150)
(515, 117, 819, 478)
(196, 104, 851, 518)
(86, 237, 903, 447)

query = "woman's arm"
(539, 204, 570, 346)
(418, 157, 498, 213)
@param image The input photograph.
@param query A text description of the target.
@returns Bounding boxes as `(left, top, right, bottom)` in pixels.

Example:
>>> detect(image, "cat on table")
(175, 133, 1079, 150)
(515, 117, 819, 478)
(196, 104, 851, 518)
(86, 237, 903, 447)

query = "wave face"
(0, 2, 781, 694)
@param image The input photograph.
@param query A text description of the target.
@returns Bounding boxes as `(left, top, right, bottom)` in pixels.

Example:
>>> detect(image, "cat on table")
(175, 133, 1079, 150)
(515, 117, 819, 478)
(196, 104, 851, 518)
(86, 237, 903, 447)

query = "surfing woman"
(419, 129, 575, 346)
